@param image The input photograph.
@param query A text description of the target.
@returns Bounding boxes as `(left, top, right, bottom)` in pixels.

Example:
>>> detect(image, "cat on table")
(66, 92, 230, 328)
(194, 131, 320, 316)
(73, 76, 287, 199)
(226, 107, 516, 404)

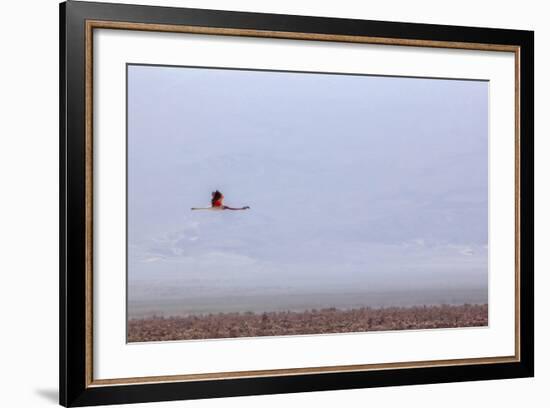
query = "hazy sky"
(127, 64, 488, 306)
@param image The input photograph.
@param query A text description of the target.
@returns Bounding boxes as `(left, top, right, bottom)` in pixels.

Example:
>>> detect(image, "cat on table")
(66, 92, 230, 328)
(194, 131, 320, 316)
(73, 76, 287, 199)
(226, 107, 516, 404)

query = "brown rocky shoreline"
(128, 303, 488, 342)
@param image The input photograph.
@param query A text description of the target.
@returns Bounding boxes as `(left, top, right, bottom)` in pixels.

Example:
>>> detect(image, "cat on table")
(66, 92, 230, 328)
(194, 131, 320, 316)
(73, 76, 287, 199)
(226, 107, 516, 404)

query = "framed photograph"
(60, 1, 534, 406)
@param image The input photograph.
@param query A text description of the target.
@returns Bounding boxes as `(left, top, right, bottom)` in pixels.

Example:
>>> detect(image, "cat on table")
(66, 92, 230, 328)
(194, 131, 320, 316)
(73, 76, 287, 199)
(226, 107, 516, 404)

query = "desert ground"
(127, 303, 488, 342)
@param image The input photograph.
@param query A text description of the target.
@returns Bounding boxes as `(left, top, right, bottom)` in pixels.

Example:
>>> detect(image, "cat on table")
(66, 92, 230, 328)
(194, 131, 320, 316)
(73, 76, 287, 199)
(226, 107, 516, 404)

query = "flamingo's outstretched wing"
(223, 205, 250, 211)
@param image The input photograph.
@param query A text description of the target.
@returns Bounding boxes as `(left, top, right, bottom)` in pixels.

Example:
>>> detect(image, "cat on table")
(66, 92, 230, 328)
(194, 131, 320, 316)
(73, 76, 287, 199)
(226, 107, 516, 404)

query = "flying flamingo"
(191, 190, 250, 211)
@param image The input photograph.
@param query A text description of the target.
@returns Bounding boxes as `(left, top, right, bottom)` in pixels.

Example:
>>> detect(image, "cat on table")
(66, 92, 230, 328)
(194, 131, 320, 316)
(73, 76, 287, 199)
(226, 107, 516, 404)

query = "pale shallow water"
(128, 285, 488, 319)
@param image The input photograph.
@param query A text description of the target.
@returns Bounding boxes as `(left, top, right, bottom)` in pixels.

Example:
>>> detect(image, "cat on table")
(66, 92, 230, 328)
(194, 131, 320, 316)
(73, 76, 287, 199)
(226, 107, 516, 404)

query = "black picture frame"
(60, 1, 534, 406)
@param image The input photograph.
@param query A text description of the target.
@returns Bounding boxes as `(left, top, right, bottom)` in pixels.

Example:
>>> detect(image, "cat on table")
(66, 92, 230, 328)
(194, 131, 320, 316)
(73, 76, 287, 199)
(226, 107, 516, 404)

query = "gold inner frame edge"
(84, 19, 521, 388)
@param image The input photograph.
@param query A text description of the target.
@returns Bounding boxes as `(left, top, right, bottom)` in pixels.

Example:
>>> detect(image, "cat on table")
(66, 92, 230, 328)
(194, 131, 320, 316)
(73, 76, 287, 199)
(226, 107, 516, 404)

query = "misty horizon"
(127, 64, 489, 317)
